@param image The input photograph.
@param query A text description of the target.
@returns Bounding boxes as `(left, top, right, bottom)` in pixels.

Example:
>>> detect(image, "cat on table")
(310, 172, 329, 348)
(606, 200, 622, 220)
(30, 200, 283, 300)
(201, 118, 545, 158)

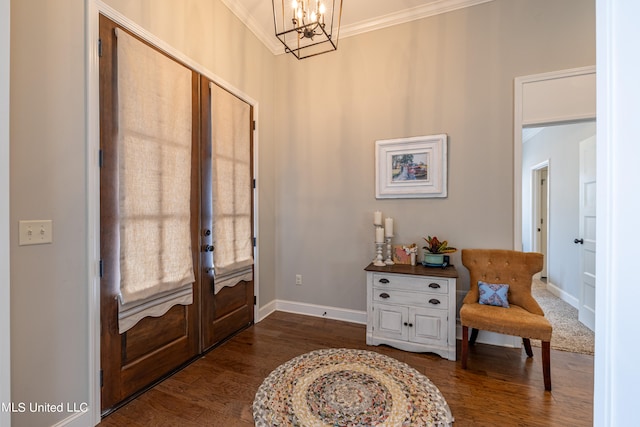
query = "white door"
(578, 135, 596, 330)
(532, 165, 549, 277)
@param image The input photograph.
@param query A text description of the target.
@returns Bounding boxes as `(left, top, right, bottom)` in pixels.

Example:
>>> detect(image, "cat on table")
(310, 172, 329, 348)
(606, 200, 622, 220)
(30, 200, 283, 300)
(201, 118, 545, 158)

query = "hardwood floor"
(99, 311, 594, 426)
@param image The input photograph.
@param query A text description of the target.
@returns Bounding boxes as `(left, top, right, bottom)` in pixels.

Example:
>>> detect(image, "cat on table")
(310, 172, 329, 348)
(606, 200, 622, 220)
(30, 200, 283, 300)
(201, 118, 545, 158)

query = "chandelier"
(272, 0, 343, 60)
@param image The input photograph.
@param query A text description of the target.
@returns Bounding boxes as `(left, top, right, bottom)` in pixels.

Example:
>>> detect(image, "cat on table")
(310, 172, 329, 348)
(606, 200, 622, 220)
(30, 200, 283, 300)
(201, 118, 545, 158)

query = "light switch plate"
(19, 220, 53, 245)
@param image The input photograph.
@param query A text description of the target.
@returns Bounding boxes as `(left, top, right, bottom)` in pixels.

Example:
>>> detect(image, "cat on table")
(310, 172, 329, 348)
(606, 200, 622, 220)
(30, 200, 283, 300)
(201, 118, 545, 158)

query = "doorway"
(514, 67, 596, 331)
(531, 162, 549, 279)
(98, 14, 256, 413)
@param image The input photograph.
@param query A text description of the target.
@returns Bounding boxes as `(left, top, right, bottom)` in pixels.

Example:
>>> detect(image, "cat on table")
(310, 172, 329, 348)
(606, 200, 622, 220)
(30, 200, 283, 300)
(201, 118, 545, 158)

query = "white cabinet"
(365, 263, 458, 361)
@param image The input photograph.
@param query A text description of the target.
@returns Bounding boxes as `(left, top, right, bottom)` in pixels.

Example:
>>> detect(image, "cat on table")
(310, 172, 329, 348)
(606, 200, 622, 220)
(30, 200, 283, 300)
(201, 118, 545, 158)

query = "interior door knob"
(574, 238, 584, 244)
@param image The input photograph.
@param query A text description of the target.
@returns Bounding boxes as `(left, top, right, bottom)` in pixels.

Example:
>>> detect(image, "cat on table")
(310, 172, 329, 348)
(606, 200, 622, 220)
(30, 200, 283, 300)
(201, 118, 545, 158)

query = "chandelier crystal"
(272, 0, 343, 60)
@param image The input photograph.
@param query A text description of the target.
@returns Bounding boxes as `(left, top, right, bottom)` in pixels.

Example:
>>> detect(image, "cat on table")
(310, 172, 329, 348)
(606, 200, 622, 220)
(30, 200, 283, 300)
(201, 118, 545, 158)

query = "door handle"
(574, 238, 584, 244)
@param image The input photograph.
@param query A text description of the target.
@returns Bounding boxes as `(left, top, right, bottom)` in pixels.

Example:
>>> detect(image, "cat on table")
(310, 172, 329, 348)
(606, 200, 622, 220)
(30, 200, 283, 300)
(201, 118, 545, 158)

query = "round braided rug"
(253, 348, 454, 427)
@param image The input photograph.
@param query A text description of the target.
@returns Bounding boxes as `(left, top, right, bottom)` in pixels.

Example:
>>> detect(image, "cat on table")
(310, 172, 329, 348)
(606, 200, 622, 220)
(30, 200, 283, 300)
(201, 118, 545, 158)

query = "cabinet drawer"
(372, 273, 448, 293)
(373, 289, 449, 309)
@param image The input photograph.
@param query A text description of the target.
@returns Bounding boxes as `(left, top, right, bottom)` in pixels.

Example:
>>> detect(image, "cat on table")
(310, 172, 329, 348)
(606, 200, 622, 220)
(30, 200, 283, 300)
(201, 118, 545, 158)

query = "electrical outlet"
(19, 220, 53, 245)
(295, 274, 302, 286)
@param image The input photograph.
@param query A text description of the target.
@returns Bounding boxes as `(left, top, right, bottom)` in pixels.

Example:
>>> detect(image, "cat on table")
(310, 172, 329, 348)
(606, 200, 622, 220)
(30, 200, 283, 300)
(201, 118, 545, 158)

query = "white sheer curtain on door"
(115, 28, 195, 333)
(210, 82, 253, 294)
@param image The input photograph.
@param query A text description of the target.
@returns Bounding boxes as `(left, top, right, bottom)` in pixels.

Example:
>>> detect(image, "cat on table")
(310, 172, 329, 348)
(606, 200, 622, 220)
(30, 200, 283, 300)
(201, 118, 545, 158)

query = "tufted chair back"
(460, 248, 551, 391)
(462, 249, 544, 315)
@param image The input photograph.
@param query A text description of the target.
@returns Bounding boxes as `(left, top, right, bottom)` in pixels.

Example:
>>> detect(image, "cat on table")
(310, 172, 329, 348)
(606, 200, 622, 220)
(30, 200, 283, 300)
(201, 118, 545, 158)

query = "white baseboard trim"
(260, 300, 523, 349)
(545, 281, 580, 309)
(455, 323, 521, 348)
(257, 299, 277, 322)
(51, 409, 93, 427)
(257, 299, 367, 325)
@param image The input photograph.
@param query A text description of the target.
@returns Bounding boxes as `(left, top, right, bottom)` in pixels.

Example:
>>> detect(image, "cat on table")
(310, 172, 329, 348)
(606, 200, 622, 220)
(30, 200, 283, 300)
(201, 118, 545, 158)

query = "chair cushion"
(460, 302, 552, 341)
(478, 281, 510, 307)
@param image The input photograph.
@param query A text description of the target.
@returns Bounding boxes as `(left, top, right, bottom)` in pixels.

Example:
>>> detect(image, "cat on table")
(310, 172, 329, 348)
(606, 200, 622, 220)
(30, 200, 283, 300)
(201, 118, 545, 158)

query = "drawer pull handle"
(429, 283, 441, 289)
(429, 298, 441, 305)
(379, 292, 390, 299)
(379, 278, 390, 284)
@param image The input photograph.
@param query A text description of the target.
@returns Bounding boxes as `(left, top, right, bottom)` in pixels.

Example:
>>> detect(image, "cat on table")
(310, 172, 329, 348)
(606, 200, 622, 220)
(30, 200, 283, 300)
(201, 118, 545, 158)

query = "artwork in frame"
(375, 134, 448, 199)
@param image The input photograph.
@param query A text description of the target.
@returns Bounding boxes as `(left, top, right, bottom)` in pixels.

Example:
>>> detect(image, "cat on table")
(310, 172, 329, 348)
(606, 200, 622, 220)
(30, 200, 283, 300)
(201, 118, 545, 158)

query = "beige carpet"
(531, 279, 594, 355)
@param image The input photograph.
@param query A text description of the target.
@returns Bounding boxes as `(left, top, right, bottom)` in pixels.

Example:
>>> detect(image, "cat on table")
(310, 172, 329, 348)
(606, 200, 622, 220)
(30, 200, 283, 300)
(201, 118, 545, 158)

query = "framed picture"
(375, 134, 448, 198)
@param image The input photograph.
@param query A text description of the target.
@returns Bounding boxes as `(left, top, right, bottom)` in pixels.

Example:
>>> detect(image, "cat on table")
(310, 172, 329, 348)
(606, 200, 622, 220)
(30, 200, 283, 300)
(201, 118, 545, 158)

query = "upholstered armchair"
(460, 249, 552, 391)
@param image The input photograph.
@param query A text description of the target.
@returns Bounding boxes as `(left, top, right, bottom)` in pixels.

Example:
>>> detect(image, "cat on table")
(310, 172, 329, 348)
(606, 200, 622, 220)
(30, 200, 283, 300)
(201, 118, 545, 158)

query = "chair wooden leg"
(542, 340, 552, 391)
(461, 325, 469, 369)
(523, 338, 533, 357)
(469, 328, 479, 345)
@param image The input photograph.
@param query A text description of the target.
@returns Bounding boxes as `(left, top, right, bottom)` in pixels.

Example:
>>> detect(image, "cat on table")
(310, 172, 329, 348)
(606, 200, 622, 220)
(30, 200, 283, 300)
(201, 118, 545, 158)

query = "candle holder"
(373, 224, 386, 266)
(373, 242, 386, 266)
(384, 237, 395, 265)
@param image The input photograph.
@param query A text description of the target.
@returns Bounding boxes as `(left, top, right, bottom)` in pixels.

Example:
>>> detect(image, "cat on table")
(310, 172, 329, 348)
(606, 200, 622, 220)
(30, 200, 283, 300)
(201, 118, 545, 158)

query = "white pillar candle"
(375, 226, 385, 243)
(374, 211, 382, 226)
(385, 217, 394, 237)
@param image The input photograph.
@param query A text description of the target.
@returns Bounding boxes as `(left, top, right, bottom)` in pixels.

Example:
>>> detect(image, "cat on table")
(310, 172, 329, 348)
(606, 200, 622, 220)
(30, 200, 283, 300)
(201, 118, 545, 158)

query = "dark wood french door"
(99, 15, 255, 413)
(199, 76, 255, 351)
(99, 15, 200, 413)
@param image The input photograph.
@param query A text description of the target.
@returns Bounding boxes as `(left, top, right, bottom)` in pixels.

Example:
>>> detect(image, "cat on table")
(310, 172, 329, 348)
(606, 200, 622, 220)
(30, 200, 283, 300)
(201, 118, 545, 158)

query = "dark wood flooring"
(99, 311, 594, 426)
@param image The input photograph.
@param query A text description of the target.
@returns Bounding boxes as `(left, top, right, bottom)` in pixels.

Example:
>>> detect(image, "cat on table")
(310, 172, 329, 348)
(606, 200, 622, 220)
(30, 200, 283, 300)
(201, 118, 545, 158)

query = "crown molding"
(220, 0, 495, 56)
(340, 0, 495, 39)
(219, 0, 284, 54)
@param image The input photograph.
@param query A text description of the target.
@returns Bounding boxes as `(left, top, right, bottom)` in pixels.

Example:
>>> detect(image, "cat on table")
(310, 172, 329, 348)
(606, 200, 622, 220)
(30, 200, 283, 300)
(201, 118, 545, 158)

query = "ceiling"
(219, 0, 495, 55)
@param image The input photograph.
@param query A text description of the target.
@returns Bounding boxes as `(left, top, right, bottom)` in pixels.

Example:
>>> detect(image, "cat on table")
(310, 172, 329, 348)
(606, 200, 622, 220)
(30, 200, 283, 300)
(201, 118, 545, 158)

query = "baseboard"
(456, 323, 521, 348)
(260, 300, 520, 348)
(258, 299, 367, 325)
(50, 409, 94, 427)
(257, 299, 277, 322)
(545, 281, 580, 309)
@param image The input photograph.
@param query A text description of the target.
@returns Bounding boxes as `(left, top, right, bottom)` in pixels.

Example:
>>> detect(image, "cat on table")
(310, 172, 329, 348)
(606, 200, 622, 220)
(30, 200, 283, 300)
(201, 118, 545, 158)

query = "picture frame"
(375, 134, 448, 198)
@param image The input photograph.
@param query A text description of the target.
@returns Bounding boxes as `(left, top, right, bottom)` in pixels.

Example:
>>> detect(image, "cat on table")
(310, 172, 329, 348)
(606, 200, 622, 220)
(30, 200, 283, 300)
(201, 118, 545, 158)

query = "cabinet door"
(410, 307, 448, 346)
(373, 303, 408, 341)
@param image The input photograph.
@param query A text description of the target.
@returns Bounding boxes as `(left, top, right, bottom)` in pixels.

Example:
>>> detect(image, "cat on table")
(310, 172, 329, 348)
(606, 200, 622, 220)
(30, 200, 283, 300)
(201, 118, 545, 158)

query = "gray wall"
(273, 0, 595, 311)
(522, 122, 597, 300)
(1, 0, 11, 425)
(10, 1, 88, 426)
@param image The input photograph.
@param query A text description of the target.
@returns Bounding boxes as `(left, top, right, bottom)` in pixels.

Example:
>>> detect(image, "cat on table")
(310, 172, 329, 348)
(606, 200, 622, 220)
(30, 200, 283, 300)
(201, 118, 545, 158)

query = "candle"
(385, 217, 394, 237)
(375, 227, 385, 243)
(373, 211, 382, 226)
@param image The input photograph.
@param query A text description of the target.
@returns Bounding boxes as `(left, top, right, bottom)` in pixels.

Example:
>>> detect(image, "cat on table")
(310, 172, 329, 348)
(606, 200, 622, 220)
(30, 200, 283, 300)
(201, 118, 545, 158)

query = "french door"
(99, 14, 255, 413)
(199, 76, 255, 351)
(99, 15, 200, 412)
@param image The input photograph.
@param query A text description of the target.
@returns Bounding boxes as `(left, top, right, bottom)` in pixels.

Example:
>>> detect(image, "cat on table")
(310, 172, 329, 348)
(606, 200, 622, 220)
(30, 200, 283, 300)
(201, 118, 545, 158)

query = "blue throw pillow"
(478, 281, 510, 308)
